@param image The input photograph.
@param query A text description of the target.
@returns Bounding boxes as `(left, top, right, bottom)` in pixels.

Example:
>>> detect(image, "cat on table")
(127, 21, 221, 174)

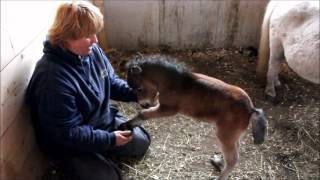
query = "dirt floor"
(43, 48, 319, 180)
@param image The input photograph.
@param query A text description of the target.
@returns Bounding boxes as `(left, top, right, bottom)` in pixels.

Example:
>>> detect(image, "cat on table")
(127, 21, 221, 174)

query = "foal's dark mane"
(130, 55, 192, 78)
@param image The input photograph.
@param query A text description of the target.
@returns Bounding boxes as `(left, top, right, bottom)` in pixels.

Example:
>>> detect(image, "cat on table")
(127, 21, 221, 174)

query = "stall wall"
(0, 1, 67, 179)
(104, 0, 269, 50)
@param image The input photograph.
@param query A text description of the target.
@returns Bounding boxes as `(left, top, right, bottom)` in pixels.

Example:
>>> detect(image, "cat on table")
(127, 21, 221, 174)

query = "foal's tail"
(256, 1, 279, 80)
(250, 108, 267, 144)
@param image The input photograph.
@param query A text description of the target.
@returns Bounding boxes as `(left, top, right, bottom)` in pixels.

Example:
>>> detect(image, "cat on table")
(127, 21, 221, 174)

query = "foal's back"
(177, 73, 253, 123)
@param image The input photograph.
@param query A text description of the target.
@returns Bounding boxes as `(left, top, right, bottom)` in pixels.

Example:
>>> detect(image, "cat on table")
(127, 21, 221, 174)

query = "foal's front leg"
(118, 104, 177, 130)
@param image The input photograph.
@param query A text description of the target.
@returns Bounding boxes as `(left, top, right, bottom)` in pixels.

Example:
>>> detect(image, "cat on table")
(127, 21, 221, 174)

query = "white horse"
(257, 1, 319, 102)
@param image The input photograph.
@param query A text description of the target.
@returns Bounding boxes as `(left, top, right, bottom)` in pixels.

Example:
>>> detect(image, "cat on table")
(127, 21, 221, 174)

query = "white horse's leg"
(265, 38, 283, 99)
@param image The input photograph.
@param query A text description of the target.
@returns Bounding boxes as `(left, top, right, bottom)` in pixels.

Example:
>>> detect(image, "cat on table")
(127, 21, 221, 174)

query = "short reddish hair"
(48, 1, 103, 46)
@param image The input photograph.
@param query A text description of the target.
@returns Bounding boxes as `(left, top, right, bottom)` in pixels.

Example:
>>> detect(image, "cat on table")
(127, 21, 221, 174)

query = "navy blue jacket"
(26, 40, 137, 156)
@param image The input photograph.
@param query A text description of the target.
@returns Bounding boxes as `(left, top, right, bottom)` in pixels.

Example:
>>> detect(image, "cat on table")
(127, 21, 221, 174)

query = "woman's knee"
(131, 127, 151, 157)
(107, 126, 151, 158)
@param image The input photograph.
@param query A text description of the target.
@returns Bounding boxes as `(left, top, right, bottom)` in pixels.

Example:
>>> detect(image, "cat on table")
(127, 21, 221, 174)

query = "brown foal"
(119, 55, 267, 180)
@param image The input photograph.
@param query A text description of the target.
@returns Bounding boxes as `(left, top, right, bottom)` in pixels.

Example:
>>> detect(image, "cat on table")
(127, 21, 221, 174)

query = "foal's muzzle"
(140, 103, 151, 109)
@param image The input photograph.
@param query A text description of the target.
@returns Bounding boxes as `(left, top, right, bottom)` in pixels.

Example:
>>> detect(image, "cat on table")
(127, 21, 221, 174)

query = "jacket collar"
(43, 40, 86, 65)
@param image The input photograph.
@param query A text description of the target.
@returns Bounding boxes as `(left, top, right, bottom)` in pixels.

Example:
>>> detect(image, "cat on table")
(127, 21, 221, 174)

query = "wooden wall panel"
(0, 31, 47, 178)
(233, 1, 269, 47)
(91, 0, 109, 51)
(104, 1, 160, 50)
(0, 1, 69, 180)
(17, 146, 47, 180)
(0, 30, 44, 137)
(0, 106, 39, 180)
(0, 28, 16, 71)
(0, 32, 45, 180)
(0, 1, 59, 70)
(103, 0, 269, 50)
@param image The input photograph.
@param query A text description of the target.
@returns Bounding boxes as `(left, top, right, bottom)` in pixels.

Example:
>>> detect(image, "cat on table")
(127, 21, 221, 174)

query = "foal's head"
(126, 60, 159, 108)
(126, 55, 190, 108)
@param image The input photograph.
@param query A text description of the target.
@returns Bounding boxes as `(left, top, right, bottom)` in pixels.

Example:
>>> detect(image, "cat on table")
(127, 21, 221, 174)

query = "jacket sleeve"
(97, 47, 137, 102)
(36, 76, 116, 153)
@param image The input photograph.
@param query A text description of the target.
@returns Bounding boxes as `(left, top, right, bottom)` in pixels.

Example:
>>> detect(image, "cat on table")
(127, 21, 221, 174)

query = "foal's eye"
(136, 88, 143, 92)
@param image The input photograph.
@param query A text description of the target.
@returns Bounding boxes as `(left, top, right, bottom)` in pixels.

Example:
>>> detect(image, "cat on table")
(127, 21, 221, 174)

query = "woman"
(26, 2, 150, 180)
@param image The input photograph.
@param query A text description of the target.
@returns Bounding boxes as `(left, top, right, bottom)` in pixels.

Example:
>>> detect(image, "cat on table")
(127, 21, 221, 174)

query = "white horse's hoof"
(265, 94, 280, 104)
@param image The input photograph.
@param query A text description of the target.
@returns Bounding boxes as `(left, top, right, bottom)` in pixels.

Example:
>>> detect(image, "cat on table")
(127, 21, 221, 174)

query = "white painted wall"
(0, 1, 68, 179)
(103, 0, 269, 50)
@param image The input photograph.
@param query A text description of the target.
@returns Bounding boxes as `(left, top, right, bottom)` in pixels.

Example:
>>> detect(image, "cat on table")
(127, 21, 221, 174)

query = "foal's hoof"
(210, 154, 224, 172)
(118, 123, 134, 131)
(265, 94, 281, 105)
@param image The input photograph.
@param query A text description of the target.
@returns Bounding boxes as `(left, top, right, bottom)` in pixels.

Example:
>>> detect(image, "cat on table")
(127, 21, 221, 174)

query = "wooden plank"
(17, 146, 47, 180)
(91, 0, 109, 51)
(0, 27, 16, 71)
(0, 29, 45, 137)
(233, 0, 269, 48)
(103, 1, 268, 50)
(104, 0, 159, 50)
(0, 1, 65, 70)
(0, 2, 70, 180)
(0, 106, 37, 179)
(162, 1, 227, 48)
(0, 158, 17, 180)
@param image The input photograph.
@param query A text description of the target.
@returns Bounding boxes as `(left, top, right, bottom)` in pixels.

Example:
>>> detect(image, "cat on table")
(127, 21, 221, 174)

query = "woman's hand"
(114, 130, 133, 146)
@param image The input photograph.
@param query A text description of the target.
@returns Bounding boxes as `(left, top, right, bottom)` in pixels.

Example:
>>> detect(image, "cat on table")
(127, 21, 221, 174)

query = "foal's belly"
(181, 104, 219, 123)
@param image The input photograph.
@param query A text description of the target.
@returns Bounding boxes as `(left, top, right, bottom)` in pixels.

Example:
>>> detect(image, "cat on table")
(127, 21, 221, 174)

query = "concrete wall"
(103, 0, 269, 51)
(0, 1, 67, 179)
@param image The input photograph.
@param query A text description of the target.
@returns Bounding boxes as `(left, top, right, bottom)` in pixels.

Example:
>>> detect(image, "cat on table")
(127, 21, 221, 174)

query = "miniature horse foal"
(119, 55, 267, 180)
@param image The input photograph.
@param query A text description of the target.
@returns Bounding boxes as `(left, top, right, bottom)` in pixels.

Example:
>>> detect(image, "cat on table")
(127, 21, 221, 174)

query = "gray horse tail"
(256, 1, 279, 80)
(250, 108, 267, 144)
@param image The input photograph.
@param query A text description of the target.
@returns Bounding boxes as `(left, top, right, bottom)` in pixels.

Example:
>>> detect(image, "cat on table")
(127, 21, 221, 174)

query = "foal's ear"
(130, 65, 142, 75)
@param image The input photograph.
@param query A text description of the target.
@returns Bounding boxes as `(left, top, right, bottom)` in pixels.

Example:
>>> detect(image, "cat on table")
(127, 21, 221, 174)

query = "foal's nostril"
(140, 103, 150, 109)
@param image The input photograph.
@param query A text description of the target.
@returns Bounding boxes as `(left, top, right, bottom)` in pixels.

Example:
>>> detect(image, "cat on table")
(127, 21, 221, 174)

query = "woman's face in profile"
(66, 34, 98, 56)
